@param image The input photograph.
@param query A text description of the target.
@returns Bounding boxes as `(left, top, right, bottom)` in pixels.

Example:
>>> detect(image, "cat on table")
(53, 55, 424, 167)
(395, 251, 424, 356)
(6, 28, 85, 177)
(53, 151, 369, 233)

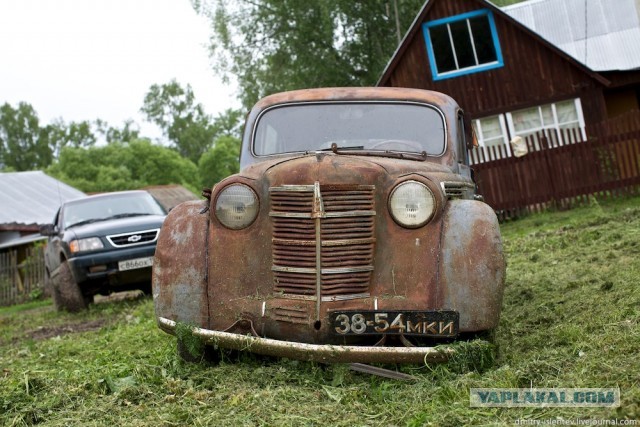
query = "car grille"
(106, 229, 160, 248)
(270, 183, 376, 300)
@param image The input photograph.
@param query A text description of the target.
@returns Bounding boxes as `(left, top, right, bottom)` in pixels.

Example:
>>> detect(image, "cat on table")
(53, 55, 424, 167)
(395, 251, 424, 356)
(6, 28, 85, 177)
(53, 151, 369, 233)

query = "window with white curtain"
(473, 98, 586, 152)
(506, 99, 586, 143)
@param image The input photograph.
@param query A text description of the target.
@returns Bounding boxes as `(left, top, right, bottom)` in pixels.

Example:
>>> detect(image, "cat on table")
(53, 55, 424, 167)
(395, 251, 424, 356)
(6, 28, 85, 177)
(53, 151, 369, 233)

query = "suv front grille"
(107, 229, 160, 248)
(270, 183, 375, 299)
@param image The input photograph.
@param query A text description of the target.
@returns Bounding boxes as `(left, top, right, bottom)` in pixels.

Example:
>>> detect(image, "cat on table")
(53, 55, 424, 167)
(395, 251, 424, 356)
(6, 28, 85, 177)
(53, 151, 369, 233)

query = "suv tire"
(51, 261, 87, 312)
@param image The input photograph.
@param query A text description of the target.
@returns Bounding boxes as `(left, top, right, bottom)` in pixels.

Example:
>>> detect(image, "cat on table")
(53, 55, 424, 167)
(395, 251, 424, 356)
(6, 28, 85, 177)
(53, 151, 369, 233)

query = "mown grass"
(1, 195, 639, 426)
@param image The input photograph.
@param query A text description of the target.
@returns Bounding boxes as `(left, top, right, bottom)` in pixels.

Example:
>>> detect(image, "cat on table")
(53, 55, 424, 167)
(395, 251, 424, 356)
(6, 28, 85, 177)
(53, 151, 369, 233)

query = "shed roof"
(0, 171, 85, 229)
(143, 185, 199, 211)
(503, 0, 640, 71)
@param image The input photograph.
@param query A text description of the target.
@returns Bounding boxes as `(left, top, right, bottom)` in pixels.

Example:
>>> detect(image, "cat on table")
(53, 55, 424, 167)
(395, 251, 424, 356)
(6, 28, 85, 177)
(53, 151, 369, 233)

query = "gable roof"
(377, 0, 610, 86)
(0, 171, 85, 229)
(504, 0, 640, 72)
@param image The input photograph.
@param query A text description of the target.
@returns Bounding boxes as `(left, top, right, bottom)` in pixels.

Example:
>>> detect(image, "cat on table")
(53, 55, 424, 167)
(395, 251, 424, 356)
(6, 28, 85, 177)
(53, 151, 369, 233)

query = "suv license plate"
(118, 256, 153, 271)
(331, 310, 459, 337)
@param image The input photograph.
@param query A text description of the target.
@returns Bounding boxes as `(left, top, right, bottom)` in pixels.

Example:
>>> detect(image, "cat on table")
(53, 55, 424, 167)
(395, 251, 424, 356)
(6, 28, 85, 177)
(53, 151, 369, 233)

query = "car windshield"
(63, 192, 165, 229)
(253, 102, 446, 157)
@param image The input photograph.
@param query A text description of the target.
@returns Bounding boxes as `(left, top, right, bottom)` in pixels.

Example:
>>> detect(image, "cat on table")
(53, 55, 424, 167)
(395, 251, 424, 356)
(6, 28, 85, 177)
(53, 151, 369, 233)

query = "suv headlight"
(388, 180, 436, 228)
(69, 237, 104, 253)
(215, 184, 259, 229)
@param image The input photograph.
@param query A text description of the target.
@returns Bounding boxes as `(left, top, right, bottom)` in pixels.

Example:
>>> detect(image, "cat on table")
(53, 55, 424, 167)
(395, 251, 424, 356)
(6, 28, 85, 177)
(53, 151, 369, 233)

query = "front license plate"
(118, 256, 153, 271)
(331, 310, 459, 337)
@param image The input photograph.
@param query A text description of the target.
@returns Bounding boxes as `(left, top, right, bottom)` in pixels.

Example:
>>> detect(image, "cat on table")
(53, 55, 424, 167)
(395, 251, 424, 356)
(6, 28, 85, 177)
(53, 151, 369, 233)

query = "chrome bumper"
(158, 317, 453, 364)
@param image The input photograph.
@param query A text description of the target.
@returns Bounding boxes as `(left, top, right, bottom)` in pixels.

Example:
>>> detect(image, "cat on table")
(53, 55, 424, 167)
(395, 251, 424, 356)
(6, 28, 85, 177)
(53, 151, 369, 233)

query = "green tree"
(198, 135, 240, 187)
(95, 119, 141, 143)
(42, 118, 96, 158)
(141, 80, 219, 163)
(47, 140, 199, 193)
(0, 102, 52, 170)
(194, 0, 424, 109)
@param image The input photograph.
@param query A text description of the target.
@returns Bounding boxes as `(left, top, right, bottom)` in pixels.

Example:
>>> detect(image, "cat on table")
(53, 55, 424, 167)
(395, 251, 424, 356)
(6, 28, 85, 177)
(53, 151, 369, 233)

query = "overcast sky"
(0, 0, 237, 141)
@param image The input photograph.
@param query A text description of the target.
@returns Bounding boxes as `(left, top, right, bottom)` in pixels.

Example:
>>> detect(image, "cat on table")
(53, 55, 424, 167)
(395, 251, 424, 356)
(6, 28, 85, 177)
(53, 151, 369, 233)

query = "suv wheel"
(51, 261, 88, 312)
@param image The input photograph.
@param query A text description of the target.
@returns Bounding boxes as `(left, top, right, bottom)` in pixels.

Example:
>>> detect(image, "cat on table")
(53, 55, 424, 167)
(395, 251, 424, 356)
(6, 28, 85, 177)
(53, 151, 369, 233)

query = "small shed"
(0, 171, 85, 305)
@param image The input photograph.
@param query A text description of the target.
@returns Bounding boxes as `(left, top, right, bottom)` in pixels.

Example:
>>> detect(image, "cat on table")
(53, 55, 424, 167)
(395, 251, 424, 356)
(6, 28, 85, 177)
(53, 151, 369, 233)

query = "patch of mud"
(25, 319, 106, 341)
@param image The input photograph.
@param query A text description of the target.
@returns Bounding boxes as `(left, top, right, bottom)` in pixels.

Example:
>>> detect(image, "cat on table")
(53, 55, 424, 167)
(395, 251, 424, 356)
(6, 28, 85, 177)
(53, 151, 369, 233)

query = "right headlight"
(388, 180, 436, 228)
(215, 184, 259, 229)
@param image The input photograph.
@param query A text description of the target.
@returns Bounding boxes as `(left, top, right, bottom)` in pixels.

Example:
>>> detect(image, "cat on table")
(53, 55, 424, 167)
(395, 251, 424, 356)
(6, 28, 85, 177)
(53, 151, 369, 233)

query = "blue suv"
(41, 191, 166, 311)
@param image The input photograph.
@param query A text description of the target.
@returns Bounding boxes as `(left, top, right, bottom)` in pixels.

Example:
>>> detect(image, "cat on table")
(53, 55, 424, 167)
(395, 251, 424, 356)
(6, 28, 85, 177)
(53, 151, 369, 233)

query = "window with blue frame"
(422, 9, 503, 80)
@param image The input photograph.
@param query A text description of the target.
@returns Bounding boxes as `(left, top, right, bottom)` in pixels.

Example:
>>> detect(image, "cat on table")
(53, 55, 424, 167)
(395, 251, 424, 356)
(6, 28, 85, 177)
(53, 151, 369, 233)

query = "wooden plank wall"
(0, 245, 45, 307)
(471, 111, 640, 220)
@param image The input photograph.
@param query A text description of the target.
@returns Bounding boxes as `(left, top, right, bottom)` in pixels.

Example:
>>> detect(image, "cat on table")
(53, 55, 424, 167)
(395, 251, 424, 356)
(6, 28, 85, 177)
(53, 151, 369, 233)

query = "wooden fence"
(471, 111, 640, 220)
(0, 245, 46, 307)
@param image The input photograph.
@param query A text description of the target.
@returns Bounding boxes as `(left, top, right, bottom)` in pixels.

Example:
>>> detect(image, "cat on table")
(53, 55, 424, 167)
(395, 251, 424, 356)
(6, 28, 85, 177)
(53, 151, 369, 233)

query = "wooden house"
(378, 0, 640, 155)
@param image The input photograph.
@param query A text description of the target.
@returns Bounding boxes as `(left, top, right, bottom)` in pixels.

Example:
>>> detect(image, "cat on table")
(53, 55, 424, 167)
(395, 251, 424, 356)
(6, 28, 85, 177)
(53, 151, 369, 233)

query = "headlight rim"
(388, 179, 438, 229)
(213, 182, 260, 230)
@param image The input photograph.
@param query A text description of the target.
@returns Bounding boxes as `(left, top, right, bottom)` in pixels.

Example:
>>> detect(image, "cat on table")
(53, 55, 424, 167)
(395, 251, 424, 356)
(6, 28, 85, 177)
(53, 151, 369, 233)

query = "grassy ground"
(1, 196, 639, 426)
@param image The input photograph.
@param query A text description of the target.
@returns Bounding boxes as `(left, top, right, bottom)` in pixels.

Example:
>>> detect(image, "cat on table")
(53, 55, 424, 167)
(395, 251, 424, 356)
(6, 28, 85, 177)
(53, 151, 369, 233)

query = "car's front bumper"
(157, 317, 453, 364)
(69, 244, 156, 284)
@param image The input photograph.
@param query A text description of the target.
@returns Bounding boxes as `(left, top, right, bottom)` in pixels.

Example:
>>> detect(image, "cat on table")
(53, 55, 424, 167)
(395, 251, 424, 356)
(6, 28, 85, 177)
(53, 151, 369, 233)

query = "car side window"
(457, 111, 470, 166)
(53, 209, 62, 232)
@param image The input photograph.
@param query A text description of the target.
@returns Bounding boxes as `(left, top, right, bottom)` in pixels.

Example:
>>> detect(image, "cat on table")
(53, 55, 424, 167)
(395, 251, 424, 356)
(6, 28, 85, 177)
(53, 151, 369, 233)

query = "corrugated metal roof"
(0, 171, 86, 227)
(503, 0, 640, 71)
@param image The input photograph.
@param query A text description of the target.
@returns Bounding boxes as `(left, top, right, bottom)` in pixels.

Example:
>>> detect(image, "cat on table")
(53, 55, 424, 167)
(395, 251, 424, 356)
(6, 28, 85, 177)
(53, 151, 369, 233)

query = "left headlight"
(69, 237, 104, 253)
(215, 184, 259, 229)
(388, 180, 436, 228)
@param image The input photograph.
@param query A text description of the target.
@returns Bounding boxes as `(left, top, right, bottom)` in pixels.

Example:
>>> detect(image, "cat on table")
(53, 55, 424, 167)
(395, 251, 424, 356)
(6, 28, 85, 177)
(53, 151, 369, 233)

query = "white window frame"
(474, 114, 510, 154)
(505, 98, 586, 144)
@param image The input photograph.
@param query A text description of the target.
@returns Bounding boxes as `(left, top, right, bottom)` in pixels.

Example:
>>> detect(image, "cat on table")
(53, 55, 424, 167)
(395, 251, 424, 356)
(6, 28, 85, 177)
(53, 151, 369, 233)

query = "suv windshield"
(253, 102, 446, 157)
(63, 192, 165, 229)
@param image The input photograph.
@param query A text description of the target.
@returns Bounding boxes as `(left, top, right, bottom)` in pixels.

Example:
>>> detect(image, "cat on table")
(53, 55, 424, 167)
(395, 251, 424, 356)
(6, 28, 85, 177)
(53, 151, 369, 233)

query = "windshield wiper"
(327, 142, 427, 161)
(104, 213, 152, 220)
(316, 144, 364, 152)
(67, 218, 105, 228)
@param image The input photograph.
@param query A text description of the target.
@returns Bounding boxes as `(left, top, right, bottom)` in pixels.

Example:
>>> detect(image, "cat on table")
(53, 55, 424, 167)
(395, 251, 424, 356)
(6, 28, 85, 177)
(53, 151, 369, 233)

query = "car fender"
(439, 199, 505, 332)
(153, 200, 210, 328)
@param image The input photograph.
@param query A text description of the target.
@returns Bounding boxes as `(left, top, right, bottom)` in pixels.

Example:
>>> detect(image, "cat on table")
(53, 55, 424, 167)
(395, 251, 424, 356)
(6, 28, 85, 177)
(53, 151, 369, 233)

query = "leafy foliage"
(95, 119, 141, 144)
(198, 135, 240, 188)
(47, 139, 200, 193)
(195, 0, 424, 109)
(0, 101, 142, 172)
(141, 79, 242, 164)
(0, 102, 52, 170)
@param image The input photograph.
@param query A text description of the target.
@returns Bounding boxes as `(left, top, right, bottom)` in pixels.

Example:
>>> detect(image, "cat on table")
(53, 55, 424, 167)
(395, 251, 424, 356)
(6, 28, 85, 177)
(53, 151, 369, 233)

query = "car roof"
(63, 190, 150, 206)
(252, 87, 459, 112)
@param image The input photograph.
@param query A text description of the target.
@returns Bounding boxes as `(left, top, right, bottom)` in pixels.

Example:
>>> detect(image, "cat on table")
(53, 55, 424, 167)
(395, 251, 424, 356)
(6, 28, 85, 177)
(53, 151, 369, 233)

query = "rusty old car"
(153, 87, 505, 364)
